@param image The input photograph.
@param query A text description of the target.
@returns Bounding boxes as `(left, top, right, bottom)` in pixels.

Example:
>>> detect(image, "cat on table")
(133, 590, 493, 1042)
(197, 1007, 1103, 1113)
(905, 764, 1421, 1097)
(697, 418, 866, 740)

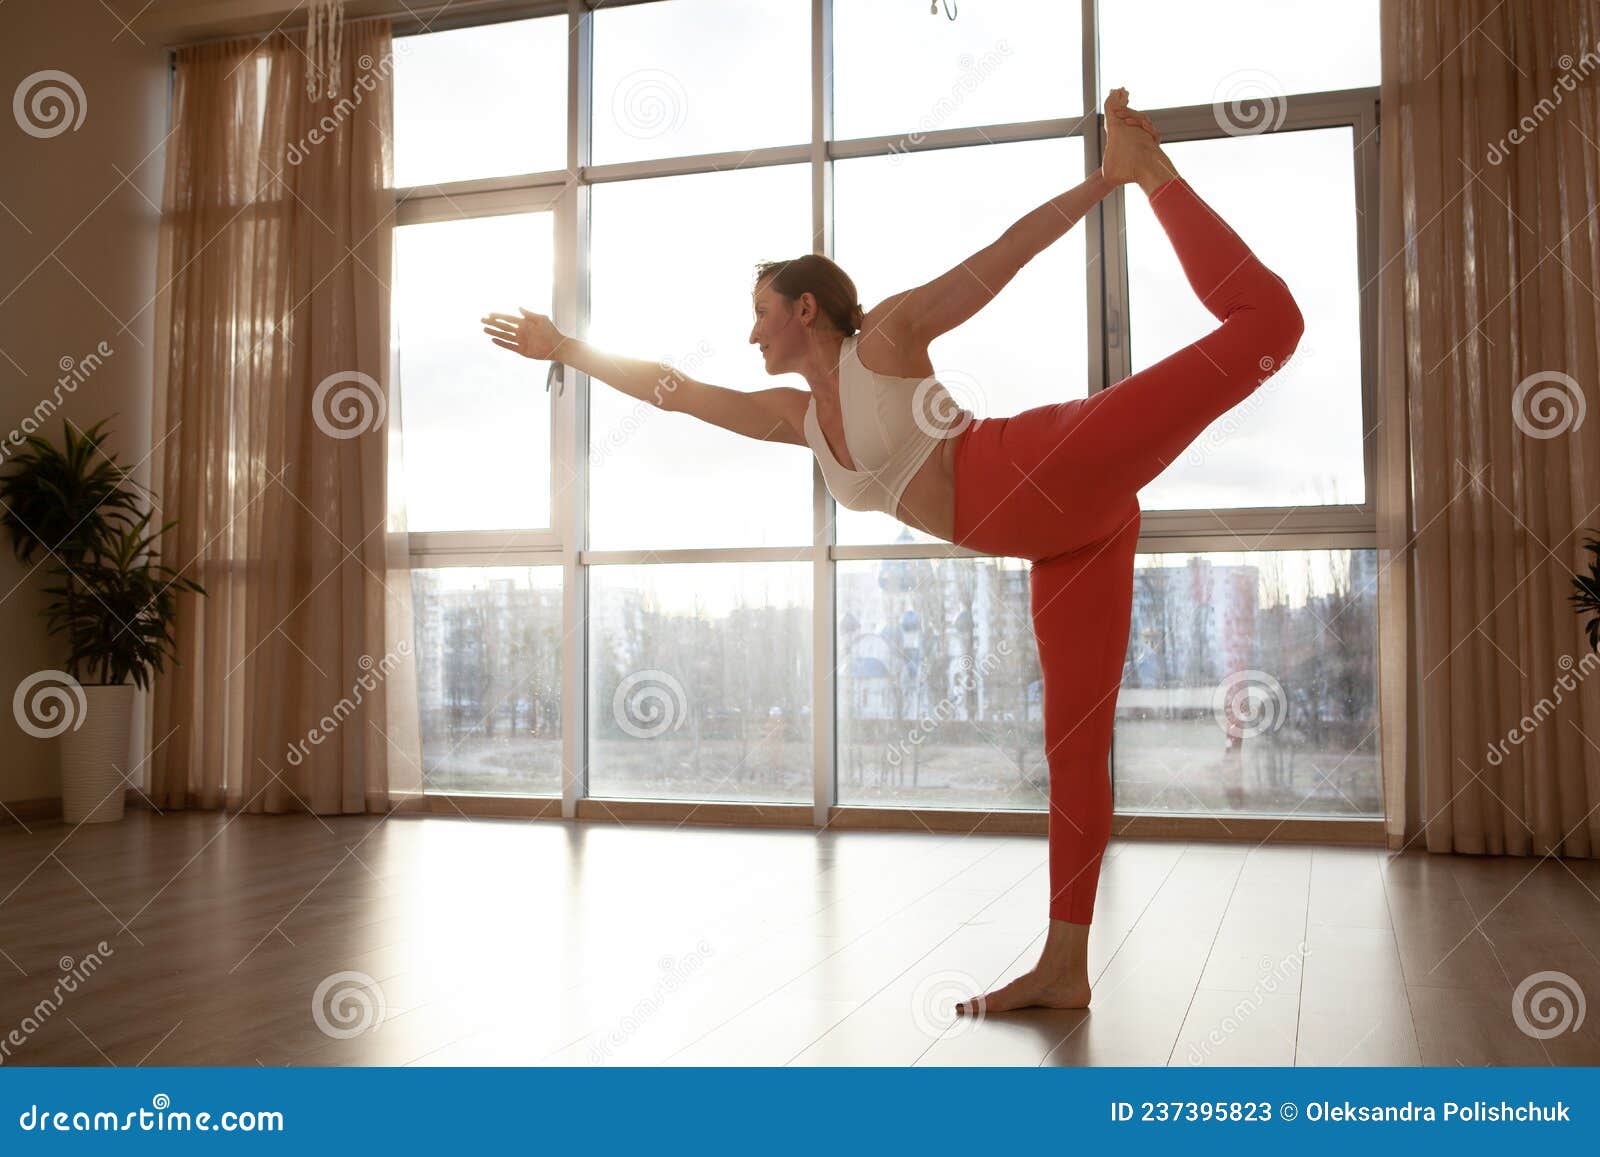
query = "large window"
(1115, 548, 1380, 818)
(414, 567, 564, 796)
(832, 137, 1089, 546)
(832, 0, 1083, 142)
(393, 212, 555, 532)
(390, 1, 1386, 824)
(588, 165, 813, 551)
(1123, 128, 1365, 510)
(393, 17, 566, 186)
(836, 556, 1043, 810)
(592, 0, 810, 163)
(1098, 0, 1380, 112)
(588, 562, 813, 804)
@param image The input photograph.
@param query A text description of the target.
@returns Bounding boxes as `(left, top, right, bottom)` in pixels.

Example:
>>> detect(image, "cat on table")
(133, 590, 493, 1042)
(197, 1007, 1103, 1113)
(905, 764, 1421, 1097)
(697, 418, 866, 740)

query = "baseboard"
(0, 796, 61, 826)
(0, 788, 431, 826)
(419, 794, 1388, 845)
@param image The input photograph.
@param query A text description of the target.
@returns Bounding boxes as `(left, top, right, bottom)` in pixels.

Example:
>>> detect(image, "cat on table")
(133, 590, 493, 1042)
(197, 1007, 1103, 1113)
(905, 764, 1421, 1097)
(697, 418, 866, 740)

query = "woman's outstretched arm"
(886, 169, 1115, 345)
(480, 309, 805, 445)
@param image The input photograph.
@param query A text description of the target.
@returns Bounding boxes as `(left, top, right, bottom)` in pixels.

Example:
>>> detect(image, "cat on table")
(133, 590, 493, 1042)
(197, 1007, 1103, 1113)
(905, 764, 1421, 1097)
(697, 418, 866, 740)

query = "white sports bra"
(803, 332, 972, 516)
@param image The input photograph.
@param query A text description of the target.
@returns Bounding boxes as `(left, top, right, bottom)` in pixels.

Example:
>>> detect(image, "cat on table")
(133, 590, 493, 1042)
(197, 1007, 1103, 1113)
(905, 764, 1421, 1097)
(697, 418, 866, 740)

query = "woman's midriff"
(894, 423, 969, 545)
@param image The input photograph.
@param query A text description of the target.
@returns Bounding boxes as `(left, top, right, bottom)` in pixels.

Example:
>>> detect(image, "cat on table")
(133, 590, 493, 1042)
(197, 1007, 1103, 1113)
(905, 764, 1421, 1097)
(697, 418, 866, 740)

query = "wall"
(0, 0, 172, 806)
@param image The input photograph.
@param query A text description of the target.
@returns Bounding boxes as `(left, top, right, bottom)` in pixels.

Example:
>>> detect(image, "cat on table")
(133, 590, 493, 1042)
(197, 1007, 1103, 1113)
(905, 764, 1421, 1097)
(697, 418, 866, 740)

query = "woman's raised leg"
(1065, 169, 1306, 512)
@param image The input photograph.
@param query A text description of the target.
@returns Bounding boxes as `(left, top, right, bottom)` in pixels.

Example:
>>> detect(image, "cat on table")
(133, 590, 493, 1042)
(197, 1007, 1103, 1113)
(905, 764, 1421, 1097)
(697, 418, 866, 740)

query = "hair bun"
(850, 303, 865, 331)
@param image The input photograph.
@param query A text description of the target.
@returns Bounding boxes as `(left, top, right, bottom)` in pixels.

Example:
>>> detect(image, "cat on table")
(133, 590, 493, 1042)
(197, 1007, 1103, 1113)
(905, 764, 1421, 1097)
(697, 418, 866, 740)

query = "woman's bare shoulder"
(858, 294, 935, 378)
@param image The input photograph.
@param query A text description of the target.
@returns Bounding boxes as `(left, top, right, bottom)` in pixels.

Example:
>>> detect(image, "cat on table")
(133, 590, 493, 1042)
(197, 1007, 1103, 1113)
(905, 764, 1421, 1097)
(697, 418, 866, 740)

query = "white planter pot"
(59, 682, 135, 824)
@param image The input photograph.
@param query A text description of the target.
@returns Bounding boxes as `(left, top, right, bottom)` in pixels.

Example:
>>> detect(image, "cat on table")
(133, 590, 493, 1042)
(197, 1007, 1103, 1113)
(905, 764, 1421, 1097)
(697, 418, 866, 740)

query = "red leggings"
(949, 176, 1305, 925)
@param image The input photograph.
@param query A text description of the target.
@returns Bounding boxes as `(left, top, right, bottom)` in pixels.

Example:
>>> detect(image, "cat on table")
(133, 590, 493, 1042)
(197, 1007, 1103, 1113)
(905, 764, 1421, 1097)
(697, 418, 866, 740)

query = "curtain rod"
(162, 0, 577, 53)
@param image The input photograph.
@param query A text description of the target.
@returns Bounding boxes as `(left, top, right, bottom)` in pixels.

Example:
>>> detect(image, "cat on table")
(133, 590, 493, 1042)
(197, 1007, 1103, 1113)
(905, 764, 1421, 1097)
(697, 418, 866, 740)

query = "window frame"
(387, 0, 1389, 828)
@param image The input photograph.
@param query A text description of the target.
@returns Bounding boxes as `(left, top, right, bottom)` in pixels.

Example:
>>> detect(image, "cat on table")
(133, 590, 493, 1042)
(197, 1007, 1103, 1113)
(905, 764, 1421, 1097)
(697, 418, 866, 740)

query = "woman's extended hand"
(481, 308, 567, 360)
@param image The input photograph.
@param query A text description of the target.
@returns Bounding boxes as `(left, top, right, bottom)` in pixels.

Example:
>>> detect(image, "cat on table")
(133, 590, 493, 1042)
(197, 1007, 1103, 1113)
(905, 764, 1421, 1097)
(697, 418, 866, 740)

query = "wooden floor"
(0, 809, 1597, 1066)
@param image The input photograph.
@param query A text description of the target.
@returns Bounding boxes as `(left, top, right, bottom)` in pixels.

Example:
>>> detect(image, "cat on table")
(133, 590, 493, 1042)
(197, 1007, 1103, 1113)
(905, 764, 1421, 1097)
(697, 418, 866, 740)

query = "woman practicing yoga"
(481, 88, 1304, 1014)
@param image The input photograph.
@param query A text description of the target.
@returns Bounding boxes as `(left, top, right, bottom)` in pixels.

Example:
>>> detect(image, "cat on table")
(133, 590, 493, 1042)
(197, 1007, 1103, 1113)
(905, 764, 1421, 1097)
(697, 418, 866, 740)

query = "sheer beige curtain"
(1381, 0, 1600, 855)
(149, 18, 423, 813)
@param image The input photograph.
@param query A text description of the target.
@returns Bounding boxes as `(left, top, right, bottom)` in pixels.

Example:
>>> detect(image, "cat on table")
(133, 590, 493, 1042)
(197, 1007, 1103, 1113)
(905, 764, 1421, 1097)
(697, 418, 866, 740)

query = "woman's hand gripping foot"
(1100, 87, 1175, 195)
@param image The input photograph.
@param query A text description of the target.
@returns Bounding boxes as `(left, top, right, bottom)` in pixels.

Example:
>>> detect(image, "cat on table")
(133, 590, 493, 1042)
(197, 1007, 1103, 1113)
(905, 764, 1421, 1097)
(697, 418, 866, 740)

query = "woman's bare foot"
(956, 968, 1091, 1014)
(955, 918, 1093, 1014)
(1100, 87, 1177, 196)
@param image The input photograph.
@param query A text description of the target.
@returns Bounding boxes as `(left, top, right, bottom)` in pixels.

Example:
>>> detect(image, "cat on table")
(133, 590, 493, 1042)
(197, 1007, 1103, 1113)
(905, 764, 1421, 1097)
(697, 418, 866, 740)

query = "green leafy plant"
(1570, 534, 1600, 653)
(0, 418, 205, 689)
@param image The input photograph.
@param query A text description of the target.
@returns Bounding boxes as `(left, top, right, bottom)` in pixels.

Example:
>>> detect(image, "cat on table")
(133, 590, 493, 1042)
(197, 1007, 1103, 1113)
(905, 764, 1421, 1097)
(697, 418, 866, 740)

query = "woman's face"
(748, 280, 817, 376)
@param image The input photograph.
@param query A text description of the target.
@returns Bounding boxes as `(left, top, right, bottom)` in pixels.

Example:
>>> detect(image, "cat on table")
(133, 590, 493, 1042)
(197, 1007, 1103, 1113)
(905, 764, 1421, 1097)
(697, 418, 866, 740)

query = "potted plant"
(1572, 534, 1600, 653)
(0, 418, 205, 823)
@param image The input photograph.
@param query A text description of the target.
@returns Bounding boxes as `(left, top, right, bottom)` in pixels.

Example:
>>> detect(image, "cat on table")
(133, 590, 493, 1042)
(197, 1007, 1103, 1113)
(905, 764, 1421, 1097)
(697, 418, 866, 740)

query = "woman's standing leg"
(1030, 505, 1142, 928)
